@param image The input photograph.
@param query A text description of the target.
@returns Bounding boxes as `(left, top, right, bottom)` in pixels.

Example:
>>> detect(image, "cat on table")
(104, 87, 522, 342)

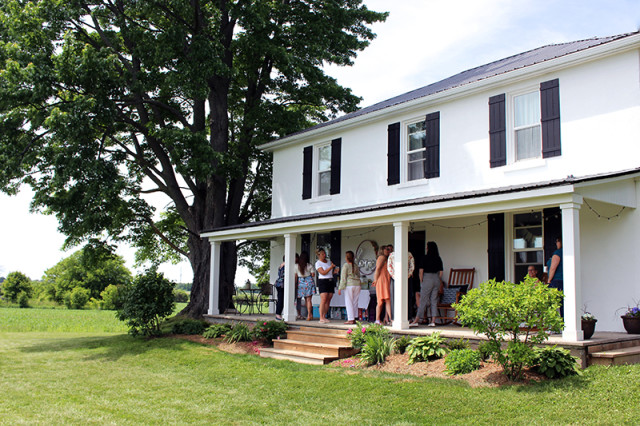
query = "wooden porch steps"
(259, 325, 358, 365)
(588, 338, 640, 366)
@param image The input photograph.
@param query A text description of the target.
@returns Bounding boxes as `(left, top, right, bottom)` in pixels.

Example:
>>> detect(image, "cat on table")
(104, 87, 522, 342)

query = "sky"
(1, 0, 639, 283)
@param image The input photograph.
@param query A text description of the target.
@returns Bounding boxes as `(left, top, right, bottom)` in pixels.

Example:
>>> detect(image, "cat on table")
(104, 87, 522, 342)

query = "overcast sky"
(1, 0, 639, 282)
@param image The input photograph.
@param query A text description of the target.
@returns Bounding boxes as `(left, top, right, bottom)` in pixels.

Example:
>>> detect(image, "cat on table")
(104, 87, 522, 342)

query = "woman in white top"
(339, 250, 361, 325)
(295, 251, 315, 321)
(315, 248, 339, 324)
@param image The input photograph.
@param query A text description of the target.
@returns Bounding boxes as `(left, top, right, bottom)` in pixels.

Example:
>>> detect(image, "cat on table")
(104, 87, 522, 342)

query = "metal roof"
(277, 32, 636, 142)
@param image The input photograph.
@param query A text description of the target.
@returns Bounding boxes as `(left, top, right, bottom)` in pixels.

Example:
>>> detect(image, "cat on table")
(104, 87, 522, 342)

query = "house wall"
(271, 48, 640, 218)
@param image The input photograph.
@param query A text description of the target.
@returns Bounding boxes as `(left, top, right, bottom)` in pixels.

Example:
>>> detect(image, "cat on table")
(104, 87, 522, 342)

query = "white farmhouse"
(202, 31, 640, 340)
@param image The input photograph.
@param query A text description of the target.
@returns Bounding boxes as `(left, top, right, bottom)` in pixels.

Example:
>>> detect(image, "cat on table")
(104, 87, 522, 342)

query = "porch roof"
(201, 167, 640, 242)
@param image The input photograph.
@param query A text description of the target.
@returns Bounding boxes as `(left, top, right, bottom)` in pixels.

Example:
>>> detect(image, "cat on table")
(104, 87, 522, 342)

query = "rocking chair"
(434, 268, 475, 325)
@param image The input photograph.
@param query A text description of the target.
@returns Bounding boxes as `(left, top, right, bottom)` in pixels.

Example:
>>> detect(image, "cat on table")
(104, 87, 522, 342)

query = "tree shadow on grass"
(18, 334, 197, 362)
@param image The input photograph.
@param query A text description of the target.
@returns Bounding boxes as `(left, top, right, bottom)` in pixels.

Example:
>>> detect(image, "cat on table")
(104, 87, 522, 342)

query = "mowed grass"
(1, 309, 639, 424)
(0, 307, 128, 333)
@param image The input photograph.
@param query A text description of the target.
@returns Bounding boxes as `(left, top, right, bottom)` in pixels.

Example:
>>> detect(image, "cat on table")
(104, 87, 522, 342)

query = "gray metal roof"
(280, 32, 636, 141)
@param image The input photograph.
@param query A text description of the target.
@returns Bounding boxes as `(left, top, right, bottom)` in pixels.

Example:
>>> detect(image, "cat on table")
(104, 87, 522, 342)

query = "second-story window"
(407, 120, 426, 181)
(513, 92, 541, 161)
(317, 144, 331, 196)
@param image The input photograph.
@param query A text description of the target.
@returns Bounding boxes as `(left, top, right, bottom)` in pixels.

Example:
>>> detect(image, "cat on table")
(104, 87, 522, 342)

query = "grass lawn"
(1, 308, 639, 424)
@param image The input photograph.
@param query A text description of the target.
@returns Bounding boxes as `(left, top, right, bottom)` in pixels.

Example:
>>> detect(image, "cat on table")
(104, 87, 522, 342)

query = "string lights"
(584, 199, 626, 221)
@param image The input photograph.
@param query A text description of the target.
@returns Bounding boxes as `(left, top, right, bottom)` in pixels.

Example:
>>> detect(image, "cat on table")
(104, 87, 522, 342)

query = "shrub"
(17, 291, 30, 308)
(203, 323, 233, 339)
(360, 334, 394, 366)
(225, 323, 254, 343)
(533, 346, 581, 379)
(406, 332, 447, 364)
(116, 269, 175, 337)
(347, 321, 391, 349)
(174, 289, 189, 303)
(394, 335, 412, 354)
(477, 341, 496, 362)
(2, 271, 32, 303)
(445, 349, 482, 375)
(66, 287, 90, 309)
(253, 320, 288, 343)
(100, 284, 121, 310)
(446, 338, 470, 351)
(171, 318, 208, 335)
(453, 276, 563, 380)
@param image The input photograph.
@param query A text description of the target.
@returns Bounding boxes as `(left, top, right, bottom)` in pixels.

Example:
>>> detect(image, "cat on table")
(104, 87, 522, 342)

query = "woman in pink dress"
(373, 245, 392, 325)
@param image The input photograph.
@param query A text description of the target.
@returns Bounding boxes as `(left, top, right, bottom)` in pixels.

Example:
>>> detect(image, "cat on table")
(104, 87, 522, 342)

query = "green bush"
(100, 284, 121, 310)
(360, 334, 394, 366)
(17, 291, 30, 308)
(203, 323, 233, 339)
(453, 276, 563, 380)
(406, 332, 447, 364)
(347, 321, 391, 349)
(170, 318, 208, 335)
(225, 323, 254, 343)
(116, 269, 175, 337)
(477, 341, 496, 362)
(174, 289, 189, 303)
(533, 346, 581, 379)
(65, 287, 90, 309)
(394, 335, 412, 354)
(2, 271, 32, 303)
(445, 349, 482, 375)
(253, 320, 288, 343)
(446, 338, 470, 351)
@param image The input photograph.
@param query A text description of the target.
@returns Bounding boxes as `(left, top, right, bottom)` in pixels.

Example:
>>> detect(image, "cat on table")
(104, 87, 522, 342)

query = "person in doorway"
(387, 247, 415, 321)
(339, 250, 361, 325)
(295, 251, 315, 321)
(546, 236, 564, 318)
(315, 248, 339, 324)
(274, 256, 285, 320)
(372, 245, 392, 325)
(411, 241, 443, 327)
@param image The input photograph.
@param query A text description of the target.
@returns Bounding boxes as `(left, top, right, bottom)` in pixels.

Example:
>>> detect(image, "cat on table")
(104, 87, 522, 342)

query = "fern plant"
(406, 332, 447, 364)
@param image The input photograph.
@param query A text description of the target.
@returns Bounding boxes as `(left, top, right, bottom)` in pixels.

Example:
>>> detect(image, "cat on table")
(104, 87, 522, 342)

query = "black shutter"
(489, 94, 506, 168)
(423, 111, 440, 178)
(330, 230, 341, 268)
(543, 207, 561, 265)
(301, 233, 311, 256)
(330, 138, 341, 195)
(387, 122, 400, 185)
(487, 213, 505, 282)
(541, 79, 561, 158)
(302, 146, 312, 199)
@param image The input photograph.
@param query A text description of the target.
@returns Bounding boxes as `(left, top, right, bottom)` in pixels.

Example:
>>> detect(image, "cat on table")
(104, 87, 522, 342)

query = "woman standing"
(296, 251, 315, 321)
(373, 245, 392, 325)
(316, 248, 339, 324)
(339, 250, 361, 325)
(411, 241, 443, 327)
(274, 256, 285, 320)
(546, 236, 563, 318)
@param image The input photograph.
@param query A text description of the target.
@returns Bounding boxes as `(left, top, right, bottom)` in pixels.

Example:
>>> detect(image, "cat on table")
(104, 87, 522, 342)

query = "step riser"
(590, 354, 640, 366)
(273, 341, 342, 356)
(286, 332, 351, 346)
(260, 351, 328, 365)
(587, 340, 640, 354)
(298, 326, 350, 336)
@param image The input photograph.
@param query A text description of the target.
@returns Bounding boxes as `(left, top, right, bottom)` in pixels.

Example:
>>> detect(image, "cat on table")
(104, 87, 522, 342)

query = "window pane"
(514, 212, 542, 227)
(318, 171, 330, 196)
(515, 125, 541, 160)
(318, 146, 331, 172)
(514, 92, 540, 127)
(513, 227, 542, 249)
(408, 121, 426, 151)
(514, 251, 543, 265)
(408, 161, 423, 181)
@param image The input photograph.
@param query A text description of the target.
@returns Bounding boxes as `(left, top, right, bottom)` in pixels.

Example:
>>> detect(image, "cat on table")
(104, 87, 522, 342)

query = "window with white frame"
(513, 91, 541, 161)
(317, 144, 331, 196)
(512, 211, 543, 280)
(406, 120, 426, 181)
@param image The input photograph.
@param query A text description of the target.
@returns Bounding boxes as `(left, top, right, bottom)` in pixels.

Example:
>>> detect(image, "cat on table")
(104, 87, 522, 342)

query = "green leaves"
(406, 332, 447, 365)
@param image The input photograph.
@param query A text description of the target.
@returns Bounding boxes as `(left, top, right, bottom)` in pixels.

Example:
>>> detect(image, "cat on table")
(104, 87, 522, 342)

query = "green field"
(1, 307, 639, 424)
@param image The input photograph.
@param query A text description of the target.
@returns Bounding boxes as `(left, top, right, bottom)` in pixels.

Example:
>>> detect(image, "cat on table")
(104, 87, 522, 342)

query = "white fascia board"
(260, 33, 640, 152)
(201, 185, 578, 242)
(574, 174, 639, 207)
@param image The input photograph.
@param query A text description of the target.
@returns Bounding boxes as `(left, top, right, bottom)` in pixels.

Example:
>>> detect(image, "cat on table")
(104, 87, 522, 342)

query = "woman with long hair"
(411, 241, 443, 327)
(315, 248, 339, 324)
(339, 250, 361, 325)
(373, 245, 392, 325)
(296, 251, 315, 321)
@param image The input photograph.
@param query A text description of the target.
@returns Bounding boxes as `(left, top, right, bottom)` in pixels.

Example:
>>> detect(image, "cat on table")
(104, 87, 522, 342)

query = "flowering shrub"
(253, 320, 288, 343)
(347, 321, 391, 349)
(623, 306, 640, 318)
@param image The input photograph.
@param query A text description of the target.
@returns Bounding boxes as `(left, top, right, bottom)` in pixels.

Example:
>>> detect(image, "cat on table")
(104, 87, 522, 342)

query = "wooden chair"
(434, 268, 475, 325)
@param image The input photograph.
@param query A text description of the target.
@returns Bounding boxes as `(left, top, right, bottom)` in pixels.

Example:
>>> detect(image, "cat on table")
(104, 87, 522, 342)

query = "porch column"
(560, 200, 583, 341)
(283, 233, 298, 322)
(208, 240, 221, 315)
(392, 221, 409, 330)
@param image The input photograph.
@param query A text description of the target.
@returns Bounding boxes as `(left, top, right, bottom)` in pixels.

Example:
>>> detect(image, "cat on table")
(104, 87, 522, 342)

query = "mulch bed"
(170, 334, 546, 388)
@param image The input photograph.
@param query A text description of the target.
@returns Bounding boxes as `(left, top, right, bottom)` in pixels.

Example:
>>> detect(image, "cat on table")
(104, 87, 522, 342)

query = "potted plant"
(581, 312, 597, 339)
(620, 303, 640, 334)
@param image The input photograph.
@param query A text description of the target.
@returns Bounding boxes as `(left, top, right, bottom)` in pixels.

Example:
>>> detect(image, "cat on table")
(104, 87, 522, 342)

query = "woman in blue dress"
(295, 251, 316, 321)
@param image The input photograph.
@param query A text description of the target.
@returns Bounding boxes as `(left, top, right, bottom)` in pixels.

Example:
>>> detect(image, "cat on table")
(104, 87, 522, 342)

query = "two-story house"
(202, 31, 640, 340)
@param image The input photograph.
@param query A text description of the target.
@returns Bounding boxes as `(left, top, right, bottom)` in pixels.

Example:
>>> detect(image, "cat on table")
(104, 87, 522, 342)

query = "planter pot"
(621, 315, 640, 334)
(581, 319, 597, 339)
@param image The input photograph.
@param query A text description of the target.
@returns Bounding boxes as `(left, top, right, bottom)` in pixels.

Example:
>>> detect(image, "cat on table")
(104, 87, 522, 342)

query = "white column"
(560, 201, 583, 341)
(283, 233, 298, 322)
(208, 240, 221, 315)
(392, 221, 409, 331)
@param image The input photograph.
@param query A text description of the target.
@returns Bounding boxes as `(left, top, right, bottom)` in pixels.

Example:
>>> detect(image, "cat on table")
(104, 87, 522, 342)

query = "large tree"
(0, 0, 386, 316)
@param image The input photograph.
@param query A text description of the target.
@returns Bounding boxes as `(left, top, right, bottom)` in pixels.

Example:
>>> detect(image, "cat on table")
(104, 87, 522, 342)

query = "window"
(317, 145, 331, 196)
(513, 92, 541, 161)
(512, 212, 543, 280)
(407, 120, 426, 181)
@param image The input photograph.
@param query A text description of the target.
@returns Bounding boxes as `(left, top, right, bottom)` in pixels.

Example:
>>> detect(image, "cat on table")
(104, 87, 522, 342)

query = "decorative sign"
(355, 239, 378, 277)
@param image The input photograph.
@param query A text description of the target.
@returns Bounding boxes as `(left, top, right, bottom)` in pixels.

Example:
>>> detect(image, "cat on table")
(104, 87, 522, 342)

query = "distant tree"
(2, 271, 33, 303)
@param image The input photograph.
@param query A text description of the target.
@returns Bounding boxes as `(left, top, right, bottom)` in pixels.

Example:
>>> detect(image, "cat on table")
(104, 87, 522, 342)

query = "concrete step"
(590, 346, 640, 366)
(259, 348, 336, 365)
(587, 338, 640, 355)
(273, 339, 357, 358)
(286, 330, 351, 346)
